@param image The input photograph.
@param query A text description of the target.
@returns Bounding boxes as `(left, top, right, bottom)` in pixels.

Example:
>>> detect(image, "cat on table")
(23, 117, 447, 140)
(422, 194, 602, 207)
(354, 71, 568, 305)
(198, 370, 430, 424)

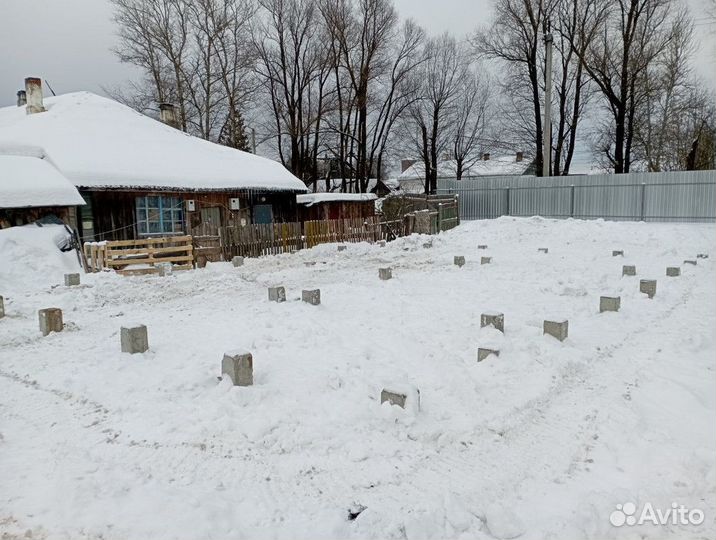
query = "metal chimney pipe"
(24, 77, 45, 114)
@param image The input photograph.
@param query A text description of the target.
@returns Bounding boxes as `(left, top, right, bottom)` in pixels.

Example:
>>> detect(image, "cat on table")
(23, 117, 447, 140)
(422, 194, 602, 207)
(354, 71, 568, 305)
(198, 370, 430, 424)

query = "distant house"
(0, 78, 308, 241)
(397, 152, 535, 193)
(0, 155, 85, 228)
(297, 192, 377, 221)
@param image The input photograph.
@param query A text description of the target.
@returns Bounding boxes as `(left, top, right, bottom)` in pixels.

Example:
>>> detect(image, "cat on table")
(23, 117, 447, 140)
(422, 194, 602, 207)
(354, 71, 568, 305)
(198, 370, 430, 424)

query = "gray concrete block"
(697, 253, 708, 259)
(302, 289, 321, 305)
(481, 256, 492, 265)
(0, 295, 4, 318)
(232, 256, 244, 267)
(379, 267, 392, 280)
(477, 348, 500, 362)
(337, 245, 347, 252)
(423, 241, 433, 249)
(666, 266, 681, 277)
(640, 279, 657, 298)
(64, 273, 80, 286)
(538, 248, 549, 254)
(268, 286, 286, 302)
(222, 350, 253, 386)
(121, 325, 149, 354)
(543, 319, 568, 341)
(38, 308, 63, 336)
(684, 260, 697, 266)
(612, 250, 624, 257)
(480, 312, 504, 333)
(157, 263, 173, 277)
(600, 296, 621, 313)
(622, 265, 636, 276)
(454, 256, 465, 267)
(378, 240, 386, 247)
(478, 245, 488, 250)
(380, 387, 420, 410)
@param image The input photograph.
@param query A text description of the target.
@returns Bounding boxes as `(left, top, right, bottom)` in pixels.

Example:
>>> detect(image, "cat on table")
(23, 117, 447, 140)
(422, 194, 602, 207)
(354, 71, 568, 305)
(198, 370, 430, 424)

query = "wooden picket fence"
(84, 235, 194, 275)
(221, 221, 303, 258)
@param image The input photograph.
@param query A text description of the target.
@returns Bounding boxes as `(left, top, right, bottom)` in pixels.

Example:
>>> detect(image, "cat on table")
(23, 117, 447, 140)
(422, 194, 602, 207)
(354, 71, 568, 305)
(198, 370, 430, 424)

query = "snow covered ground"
(1, 218, 715, 540)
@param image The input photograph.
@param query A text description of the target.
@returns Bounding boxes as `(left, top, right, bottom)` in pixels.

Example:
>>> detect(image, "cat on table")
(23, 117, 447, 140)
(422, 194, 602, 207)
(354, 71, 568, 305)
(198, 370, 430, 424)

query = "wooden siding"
(81, 189, 301, 242)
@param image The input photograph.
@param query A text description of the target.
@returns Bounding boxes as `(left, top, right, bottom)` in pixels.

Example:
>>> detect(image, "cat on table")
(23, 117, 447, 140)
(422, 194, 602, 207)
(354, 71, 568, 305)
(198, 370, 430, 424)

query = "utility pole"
(543, 21, 553, 178)
(251, 128, 256, 154)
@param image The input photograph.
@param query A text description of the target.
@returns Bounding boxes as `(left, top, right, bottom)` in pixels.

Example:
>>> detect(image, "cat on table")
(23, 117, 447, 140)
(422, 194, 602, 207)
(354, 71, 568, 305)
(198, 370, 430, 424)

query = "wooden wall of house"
(298, 200, 376, 222)
(0, 206, 73, 229)
(82, 189, 301, 242)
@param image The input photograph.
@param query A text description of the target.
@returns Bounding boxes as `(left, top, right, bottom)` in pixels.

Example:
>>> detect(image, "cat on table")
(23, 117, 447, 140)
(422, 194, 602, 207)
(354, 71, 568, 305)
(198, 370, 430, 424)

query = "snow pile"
(0, 224, 81, 291)
(0, 92, 308, 193)
(0, 155, 85, 208)
(0, 217, 714, 540)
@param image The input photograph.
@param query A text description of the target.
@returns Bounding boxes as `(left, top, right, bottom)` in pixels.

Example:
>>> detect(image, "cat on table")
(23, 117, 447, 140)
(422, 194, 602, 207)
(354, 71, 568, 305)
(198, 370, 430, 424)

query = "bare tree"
(451, 71, 494, 180)
(569, 0, 688, 173)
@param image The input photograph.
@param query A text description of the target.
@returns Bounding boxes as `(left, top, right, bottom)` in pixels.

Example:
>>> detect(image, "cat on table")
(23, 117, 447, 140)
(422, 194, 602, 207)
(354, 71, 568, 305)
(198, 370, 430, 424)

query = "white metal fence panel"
(437, 170, 716, 222)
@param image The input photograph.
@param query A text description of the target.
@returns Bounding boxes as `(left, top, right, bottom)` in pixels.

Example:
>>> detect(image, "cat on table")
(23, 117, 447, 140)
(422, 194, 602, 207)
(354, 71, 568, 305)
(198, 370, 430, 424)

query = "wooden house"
(296, 193, 377, 222)
(0, 154, 84, 229)
(0, 79, 308, 241)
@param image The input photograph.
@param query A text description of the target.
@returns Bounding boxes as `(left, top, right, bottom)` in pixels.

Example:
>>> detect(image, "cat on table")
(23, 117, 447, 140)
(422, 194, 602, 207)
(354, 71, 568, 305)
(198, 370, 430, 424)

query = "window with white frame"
(135, 196, 184, 235)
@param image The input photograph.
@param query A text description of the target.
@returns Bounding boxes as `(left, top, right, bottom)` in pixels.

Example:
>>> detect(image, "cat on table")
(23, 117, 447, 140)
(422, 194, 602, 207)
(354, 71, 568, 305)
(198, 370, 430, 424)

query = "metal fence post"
(640, 183, 646, 221)
(570, 185, 575, 218)
(505, 187, 511, 216)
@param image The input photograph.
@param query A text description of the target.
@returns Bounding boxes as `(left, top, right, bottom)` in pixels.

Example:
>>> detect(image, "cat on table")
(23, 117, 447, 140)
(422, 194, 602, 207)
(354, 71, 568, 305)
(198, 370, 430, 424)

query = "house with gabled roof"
(0, 78, 308, 241)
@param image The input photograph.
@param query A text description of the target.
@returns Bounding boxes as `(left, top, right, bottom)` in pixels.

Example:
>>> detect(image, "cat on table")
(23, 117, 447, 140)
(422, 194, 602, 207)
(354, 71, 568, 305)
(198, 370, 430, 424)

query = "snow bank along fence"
(437, 170, 716, 222)
(84, 236, 194, 275)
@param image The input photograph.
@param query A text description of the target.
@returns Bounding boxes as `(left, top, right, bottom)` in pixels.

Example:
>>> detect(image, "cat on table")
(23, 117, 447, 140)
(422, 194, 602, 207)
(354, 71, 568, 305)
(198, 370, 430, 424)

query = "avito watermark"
(610, 502, 705, 527)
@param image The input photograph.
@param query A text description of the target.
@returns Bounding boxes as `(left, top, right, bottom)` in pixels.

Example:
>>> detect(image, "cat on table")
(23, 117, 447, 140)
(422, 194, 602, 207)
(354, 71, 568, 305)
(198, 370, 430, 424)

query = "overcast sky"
(0, 0, 714, 108)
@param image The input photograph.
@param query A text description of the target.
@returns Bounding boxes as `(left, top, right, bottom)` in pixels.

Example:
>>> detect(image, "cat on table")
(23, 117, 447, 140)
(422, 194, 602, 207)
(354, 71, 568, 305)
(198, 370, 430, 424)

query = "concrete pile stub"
(543, 319, 568, 341)
(480, 312, 504, 333)
(222, 350, 253, 386)
(640, 279, 657, 298)
(64, 273, 80, 286)
(666, 267, 681, 277)
(232, 256, 244, 267)
(379, 267, 392, 280)
(268, 286, 286, 302)
(622, 265, 636, 276)
(38, 308, 63, 336)
(599, 296, 621, 313)
(454, 256, 465, 267)
(477, 348, 500, 362)
(120, 324, 149, 354)
(302, 289, 321, 305)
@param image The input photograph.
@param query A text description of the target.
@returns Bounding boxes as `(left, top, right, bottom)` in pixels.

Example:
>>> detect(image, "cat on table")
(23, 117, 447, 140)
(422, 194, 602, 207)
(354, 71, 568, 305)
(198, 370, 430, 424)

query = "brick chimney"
(401, 159, 416, 173)
(516, 151, 524, 163)
(16, 90, 26, 107)
(25, 77, 45, 114)
(482, 153, 490, 161)
(159, 103, 180, 129)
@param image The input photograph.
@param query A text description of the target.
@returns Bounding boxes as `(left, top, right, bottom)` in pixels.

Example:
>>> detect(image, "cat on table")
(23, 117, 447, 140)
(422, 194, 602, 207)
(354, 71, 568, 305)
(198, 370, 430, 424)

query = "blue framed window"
(136, 196, 184, 235)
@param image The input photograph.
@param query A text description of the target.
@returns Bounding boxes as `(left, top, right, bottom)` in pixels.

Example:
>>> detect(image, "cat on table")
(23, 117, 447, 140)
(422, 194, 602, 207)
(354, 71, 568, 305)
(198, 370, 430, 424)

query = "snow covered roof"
(400, 156, 532, 180)
(0, 92, 308, 193)
(296, 193, 377, 205)
(0, 155, 85, 209)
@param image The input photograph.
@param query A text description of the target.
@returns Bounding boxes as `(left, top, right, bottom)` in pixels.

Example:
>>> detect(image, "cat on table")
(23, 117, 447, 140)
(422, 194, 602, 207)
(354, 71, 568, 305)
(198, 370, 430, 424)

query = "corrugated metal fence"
(437, 170, 716, 222)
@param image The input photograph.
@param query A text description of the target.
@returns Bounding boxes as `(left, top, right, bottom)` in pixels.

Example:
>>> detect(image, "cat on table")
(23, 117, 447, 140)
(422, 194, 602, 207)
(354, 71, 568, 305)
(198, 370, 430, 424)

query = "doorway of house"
(253, 204, 273, 224)
(200, 206, 222, 227)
